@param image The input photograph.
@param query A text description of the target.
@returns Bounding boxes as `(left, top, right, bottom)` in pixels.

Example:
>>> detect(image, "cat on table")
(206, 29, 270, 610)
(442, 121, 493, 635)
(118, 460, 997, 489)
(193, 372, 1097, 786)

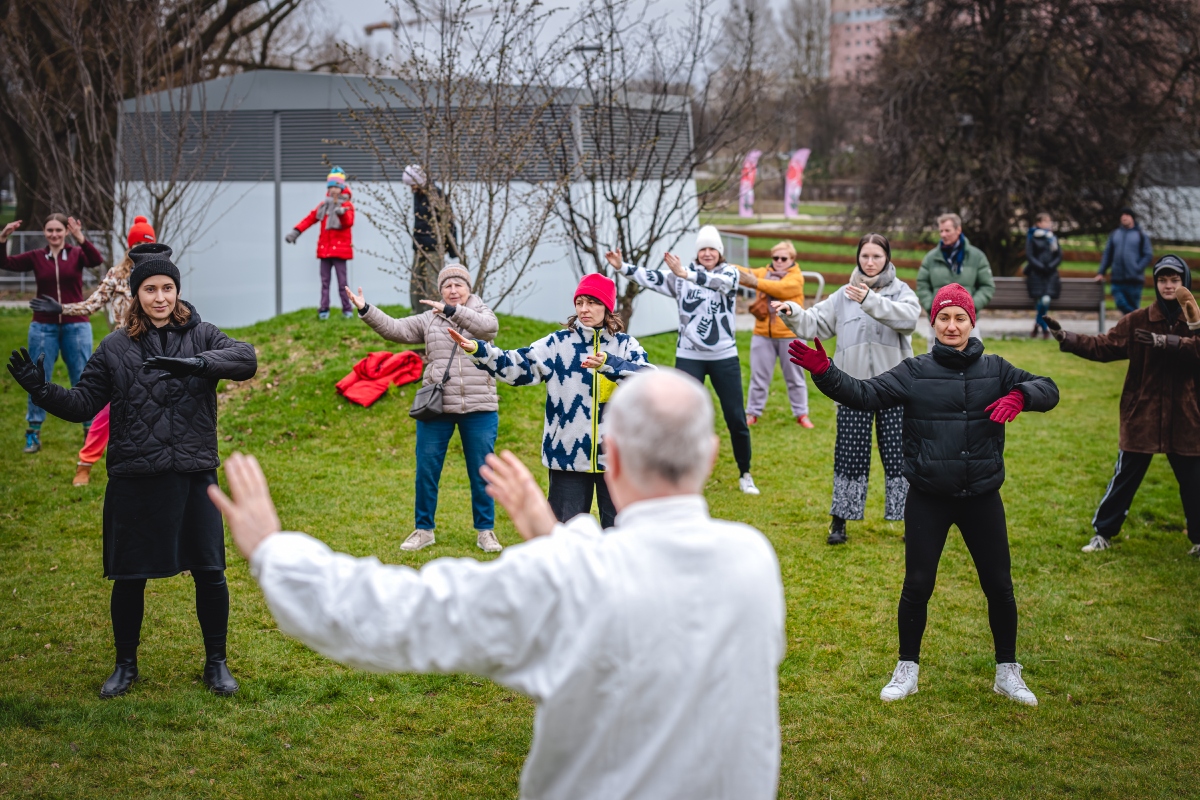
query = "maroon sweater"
(0, 240, 104, 324)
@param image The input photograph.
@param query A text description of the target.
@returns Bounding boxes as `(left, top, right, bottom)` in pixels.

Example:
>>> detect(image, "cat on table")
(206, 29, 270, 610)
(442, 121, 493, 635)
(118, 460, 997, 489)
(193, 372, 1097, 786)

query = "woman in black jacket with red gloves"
(790, 283, 1059, 707)
(7, 243, 257, 699)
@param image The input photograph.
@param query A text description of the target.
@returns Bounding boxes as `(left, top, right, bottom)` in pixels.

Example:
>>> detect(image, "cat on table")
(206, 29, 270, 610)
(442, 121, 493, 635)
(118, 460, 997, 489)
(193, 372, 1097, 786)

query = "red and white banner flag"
(784, 149, 812, 218)
(738, 150, 763, 218)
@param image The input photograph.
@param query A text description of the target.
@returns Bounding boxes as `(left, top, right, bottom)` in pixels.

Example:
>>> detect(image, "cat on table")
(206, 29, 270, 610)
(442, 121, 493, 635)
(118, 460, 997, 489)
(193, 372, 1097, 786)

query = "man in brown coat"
(1047, 255, 1200, 556)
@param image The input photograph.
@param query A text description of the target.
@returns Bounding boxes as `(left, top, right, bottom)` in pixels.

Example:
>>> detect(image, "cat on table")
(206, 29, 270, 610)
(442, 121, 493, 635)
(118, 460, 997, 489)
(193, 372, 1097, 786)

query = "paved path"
(736, 311, 1117, 339)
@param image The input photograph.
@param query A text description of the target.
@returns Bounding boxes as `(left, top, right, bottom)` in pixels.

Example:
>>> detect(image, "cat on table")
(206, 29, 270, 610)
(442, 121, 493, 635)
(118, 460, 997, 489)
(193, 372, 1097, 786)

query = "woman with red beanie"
(789, 283, 1059, 706)
(30, 216, 158, 485)
(448, 273, 650, 527)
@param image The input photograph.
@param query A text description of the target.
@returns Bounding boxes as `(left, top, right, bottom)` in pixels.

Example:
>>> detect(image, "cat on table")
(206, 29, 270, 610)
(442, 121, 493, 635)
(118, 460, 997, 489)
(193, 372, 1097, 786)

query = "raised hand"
(207, 453, 282, 559)
(479, 451, 557, 541)
(143, 355, 206, 377)
(1042, 315, 1066, 342)
(66, 217, 86, 242)
(604, 249, 624, 270)
(787, 338, 831, 375)
(770, 300, 796, 316)
(663, 252, 687, 277)
(0, 220, 22, 243)
(344, 285, 366, 310)
(985, 390, 1025, 423)
(1175, 286, 1200, 329)
(844, 282, 868, 304)
(7, 348, 47, 394)
(29, 295, 63, 315)
(447, 329, 478, 352)
(580, 352, 606, 370)
(419, 299, 447, 314)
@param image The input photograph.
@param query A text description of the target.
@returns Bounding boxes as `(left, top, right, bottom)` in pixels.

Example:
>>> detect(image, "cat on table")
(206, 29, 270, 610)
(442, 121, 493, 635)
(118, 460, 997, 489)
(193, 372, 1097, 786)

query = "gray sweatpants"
(747, 335, 809, 417)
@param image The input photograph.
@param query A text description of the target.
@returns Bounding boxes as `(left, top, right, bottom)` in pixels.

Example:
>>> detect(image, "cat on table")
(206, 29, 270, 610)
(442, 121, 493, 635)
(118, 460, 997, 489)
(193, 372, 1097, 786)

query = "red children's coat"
(335, 350, 424, 407)
(294, 189, 355, 260)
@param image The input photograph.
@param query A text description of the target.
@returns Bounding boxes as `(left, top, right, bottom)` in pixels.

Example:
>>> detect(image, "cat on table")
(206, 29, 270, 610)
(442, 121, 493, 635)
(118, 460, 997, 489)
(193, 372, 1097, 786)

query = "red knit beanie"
(575, 273, 617, 313)
(930, 283, 976, 326)
(127, 216, 156, 250)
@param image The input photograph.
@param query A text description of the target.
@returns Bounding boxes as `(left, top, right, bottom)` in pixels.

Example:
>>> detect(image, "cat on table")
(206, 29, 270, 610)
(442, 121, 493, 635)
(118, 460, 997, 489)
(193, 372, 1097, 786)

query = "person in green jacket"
(917, 213, 996, 341)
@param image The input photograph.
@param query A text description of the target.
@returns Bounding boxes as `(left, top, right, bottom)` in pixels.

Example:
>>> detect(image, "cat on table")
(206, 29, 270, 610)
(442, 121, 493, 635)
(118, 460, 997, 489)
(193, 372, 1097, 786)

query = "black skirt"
(102, 470, 226, 580)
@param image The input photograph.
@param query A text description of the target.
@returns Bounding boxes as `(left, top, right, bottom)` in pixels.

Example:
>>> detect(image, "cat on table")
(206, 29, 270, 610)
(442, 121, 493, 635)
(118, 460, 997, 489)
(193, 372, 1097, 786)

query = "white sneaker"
(1081, 534, 1111, 553)
(400, 529, 435, 551)
(880, 660, 919, 702)
(1188, 543, 1200, 559)
(994, 662, 1037, 706)
(476, 530, 503, 553)
(738, 473, 760, 495)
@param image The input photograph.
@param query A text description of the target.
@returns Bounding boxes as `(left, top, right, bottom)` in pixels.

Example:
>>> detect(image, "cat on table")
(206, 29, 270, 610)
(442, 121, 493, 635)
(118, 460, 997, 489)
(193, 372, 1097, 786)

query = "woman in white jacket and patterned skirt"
(774, 233, 921, 544)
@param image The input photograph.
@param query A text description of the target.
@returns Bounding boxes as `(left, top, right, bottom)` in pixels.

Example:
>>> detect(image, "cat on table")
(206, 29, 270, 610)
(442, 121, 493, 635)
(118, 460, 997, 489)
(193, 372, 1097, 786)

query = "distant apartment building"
(830, 0, 896, 83)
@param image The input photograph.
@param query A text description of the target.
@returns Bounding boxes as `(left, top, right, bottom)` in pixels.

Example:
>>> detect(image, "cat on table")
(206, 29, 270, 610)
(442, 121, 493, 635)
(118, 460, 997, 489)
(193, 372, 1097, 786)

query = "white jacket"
(617, 261, 741, 361)
(778, 263, 921, 381)
(250, 495, 785, 800)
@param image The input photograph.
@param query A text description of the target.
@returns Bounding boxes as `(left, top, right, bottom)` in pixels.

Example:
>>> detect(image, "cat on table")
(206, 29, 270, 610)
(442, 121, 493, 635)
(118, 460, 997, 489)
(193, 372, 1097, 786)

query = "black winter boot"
(202, 653, 239, 695)
(827, 516, 848, 545)
(99, 656, 139, 699)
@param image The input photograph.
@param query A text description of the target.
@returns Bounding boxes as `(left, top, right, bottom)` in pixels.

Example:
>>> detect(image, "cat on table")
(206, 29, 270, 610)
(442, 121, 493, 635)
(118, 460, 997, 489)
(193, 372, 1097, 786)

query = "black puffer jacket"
(30, 302, 257, 476)
(812, 340, 1059, 496)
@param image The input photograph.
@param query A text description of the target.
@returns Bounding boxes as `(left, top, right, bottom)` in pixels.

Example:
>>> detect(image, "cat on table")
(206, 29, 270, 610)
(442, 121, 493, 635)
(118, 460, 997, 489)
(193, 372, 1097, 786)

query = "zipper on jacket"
(590, 329, 600, 474)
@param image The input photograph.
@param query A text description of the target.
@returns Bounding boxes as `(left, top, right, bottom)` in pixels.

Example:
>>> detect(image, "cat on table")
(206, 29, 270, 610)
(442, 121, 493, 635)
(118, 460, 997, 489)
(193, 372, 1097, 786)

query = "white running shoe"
(1081, 534, 1111, 553)
(1188, 543, 1200, 559)
(880, 660, 919, 702)
(476, 530, 503, 553)
(994, 662, 1038, 706)
(738, 473, 760, 495)
(400, 529, 435, 551)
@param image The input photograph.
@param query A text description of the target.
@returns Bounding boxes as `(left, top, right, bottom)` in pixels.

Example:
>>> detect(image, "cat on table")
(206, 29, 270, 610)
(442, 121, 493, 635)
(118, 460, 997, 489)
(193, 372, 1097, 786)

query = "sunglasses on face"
(772, 256, 791, 261)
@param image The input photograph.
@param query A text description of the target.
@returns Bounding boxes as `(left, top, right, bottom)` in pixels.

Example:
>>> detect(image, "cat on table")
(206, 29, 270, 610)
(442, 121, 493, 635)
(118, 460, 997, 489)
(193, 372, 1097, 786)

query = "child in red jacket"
(286, 167, 355, 319)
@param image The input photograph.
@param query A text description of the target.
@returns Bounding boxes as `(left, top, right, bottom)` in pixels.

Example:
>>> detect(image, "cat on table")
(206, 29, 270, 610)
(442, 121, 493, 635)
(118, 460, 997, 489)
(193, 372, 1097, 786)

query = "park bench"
(988, 276, 1107, 332)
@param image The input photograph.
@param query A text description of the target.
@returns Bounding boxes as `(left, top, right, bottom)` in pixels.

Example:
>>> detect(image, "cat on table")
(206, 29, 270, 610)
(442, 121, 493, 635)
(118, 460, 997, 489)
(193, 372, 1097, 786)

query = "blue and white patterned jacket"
(468, 325, 650, 472)
(617, 261, 741, 361)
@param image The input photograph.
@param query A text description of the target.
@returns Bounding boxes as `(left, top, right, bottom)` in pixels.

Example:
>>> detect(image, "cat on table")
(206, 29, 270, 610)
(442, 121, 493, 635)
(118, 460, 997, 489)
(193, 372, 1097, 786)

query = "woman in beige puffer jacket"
(345, 264, 501, 554)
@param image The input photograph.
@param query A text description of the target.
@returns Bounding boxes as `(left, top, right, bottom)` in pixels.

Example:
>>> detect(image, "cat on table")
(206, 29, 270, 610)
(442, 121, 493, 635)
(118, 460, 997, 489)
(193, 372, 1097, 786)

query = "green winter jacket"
(917, 236, 996, 312)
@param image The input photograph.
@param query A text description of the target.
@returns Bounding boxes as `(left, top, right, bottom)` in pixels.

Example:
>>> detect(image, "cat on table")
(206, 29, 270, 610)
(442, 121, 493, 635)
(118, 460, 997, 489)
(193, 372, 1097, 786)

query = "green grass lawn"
(1, 306, 1197, 798)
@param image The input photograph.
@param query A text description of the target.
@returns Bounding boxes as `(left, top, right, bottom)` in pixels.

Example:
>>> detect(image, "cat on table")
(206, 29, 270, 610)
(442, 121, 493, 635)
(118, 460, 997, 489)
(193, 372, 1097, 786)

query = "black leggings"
(547, 469, 616, 528)
(110, 570, 230, 661)
(899, 489, 1017, 664)
(675, 355, 751, 474)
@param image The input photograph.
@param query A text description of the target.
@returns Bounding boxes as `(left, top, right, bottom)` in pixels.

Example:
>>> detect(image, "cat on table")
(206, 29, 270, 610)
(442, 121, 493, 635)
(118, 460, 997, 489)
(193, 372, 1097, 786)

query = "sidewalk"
(736, 309, 1117, 339)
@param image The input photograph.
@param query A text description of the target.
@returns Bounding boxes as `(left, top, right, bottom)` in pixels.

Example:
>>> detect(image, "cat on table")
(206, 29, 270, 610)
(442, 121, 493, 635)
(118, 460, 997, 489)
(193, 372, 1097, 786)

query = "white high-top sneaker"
(880, 660, 919, 702)
(738, 473, 760, 495)
(994, 662, 1038, 706)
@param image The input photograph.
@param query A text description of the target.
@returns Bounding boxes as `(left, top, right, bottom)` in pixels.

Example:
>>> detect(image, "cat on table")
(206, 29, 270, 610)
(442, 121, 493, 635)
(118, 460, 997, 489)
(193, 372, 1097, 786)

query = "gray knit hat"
(437, 263, 471, 290)
(128, 243, 181, 295)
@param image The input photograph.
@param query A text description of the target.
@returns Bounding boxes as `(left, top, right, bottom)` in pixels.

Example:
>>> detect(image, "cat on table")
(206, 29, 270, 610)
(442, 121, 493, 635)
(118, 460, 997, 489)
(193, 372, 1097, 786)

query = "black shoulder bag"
(409, 350, 455, 421)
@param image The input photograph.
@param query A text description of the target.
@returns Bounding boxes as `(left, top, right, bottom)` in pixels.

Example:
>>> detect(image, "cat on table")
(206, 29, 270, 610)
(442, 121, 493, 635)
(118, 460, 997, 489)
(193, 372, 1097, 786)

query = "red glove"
(985, 390, 1025, 423)
(788, 338, 831, 375)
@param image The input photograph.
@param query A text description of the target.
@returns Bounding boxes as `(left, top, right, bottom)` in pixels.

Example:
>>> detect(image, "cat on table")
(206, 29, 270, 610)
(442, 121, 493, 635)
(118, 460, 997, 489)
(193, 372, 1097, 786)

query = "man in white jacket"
(209, 369, 786, 800)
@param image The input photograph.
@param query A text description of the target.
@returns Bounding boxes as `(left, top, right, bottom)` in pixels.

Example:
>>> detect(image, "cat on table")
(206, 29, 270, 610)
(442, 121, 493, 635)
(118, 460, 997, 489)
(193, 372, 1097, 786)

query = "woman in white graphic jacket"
(608, 224, 760, 495)
(774, 233, 920, 545)
(449, 273, 648, 527)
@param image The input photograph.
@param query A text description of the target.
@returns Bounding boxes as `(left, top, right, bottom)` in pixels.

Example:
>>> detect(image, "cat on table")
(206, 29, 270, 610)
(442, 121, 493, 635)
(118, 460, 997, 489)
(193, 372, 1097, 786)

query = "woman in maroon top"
(0, 214, 104, 453)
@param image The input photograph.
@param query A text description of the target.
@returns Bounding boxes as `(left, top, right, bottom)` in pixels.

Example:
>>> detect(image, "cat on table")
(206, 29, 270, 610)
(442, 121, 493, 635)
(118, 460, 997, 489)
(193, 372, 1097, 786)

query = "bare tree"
(342, 0, 577, 310)
(861, 0, 1200, 273)
(553, 0, 762, 325)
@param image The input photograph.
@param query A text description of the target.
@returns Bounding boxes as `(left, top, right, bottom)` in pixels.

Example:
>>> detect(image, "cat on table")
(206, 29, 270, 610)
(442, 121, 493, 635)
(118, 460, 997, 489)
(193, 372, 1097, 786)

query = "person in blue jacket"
(1096, 207, 1153, 315)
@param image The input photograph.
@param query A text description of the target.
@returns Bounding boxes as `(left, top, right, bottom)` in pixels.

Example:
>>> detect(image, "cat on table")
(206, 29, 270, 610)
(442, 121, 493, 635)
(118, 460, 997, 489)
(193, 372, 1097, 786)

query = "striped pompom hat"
(327, 167, 347, 188)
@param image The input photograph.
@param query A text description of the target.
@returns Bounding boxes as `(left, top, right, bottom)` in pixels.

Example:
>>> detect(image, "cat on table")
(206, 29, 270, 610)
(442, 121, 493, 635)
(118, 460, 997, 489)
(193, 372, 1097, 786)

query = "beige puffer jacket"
(360, 295, 499, 413)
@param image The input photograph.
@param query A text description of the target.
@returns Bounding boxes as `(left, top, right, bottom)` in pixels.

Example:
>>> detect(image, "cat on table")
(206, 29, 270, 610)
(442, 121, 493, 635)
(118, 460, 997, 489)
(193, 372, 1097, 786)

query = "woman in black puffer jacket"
(7, 243, 257, 699)
(789, 283, 1058, 707)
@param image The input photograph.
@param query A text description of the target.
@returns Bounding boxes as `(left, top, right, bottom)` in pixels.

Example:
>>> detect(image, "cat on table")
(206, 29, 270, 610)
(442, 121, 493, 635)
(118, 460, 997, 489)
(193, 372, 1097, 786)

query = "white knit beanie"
(402, 164, 427, 187)
(695, 225, 724, 257)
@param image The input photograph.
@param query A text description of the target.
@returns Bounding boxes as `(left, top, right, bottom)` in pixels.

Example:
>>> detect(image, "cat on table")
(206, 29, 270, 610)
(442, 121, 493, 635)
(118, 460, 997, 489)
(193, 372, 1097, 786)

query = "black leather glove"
(142, 355, 206, 377)
(7, 348, 47, 394)
(1043, 315, 1067, 342)
(29, 295, 63, 315)
(1133, 329, 1181, 350)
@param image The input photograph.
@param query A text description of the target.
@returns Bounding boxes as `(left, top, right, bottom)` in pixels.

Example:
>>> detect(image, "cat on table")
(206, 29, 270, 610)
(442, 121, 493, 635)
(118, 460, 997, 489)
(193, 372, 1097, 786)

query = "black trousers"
(899, 488, 1018, 664)
(548, 470, 616, 529)
(1093, 451, 1200, 543)
(831, 405, 908, 521)
(675, 355, 752, 474)
(110, 570, 230, 661)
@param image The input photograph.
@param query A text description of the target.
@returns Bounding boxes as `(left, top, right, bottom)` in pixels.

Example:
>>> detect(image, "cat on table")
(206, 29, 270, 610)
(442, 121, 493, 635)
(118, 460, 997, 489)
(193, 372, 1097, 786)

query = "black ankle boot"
(827, 516, 848, 545)
(202, 654, 239, 695)
(100, 657, 139, 699)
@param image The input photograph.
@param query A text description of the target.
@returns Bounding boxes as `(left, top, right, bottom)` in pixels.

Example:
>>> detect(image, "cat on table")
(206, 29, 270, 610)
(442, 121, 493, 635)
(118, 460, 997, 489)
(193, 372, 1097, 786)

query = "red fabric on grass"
(336, 350, 424, 407)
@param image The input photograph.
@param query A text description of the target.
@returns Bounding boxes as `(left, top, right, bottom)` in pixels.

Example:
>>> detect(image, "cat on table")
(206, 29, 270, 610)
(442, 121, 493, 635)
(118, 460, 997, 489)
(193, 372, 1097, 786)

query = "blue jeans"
(414, 411, 498, 531)
(1111, 282, 1143, 315)
(1034, 295, 1051, 330)
(27, 322, 93, 425)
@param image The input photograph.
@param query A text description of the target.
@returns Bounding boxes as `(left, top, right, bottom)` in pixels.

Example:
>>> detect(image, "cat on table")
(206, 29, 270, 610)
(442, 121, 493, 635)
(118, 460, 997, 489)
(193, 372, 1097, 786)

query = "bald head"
(604, 369, 717, 495)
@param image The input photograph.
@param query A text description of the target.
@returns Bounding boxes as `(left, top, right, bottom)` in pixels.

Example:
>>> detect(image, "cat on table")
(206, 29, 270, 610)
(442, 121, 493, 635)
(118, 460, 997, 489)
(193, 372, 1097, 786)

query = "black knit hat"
(1119, 206, 1137, 223)
(128, 243, 181, 295)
